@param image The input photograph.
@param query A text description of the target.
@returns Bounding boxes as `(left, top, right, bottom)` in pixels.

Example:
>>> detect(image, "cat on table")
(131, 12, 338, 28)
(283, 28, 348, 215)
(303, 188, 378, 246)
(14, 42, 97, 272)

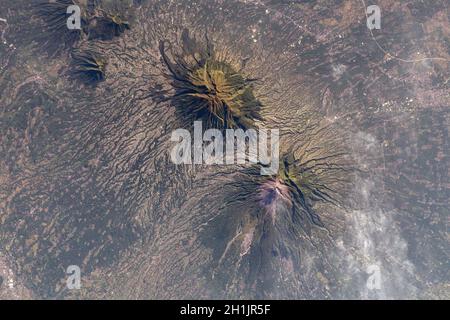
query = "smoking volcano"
(0, 0, 448, 299)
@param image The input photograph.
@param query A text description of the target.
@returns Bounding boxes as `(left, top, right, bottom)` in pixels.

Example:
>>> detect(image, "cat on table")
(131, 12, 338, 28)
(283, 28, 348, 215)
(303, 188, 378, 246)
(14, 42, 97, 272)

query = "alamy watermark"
(366, 264, 382, 290)
(170, 121, 279, 175)
(66, 265, 81, 290)
(64, 4, 380, 31)
(366, 5, 381, 30)
(66, 5, 81, 30)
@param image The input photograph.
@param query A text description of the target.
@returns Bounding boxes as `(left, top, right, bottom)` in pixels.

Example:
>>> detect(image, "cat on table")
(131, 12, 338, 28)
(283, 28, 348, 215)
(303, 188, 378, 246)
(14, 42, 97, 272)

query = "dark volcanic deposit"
(0, 0, 449, 299)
